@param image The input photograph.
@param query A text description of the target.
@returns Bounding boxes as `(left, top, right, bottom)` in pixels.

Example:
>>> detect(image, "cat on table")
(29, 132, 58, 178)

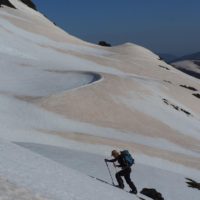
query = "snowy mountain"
(172, 60, 200, 79)
(171, 52, 200, 79)
(0, 1, 200, 200)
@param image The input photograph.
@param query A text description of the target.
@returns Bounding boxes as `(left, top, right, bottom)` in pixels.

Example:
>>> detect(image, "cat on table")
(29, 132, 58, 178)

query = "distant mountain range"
(171, 52, 200, 63)
(159, 52, 200, 63)
(159, 52, 200, 79)
(158, 53, 178, 63)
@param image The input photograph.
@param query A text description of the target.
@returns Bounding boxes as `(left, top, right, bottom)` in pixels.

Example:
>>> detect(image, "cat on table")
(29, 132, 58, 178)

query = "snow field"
(0, 1, 199, 200)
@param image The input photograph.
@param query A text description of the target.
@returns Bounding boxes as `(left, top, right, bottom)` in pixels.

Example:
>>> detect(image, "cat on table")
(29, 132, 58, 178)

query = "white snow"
(0, 140, 139, 200)
(0, 1, 199, 200)
(119, 92, 200, 139)
(172, 60, 200, 73)
(0, 94, 198, 160)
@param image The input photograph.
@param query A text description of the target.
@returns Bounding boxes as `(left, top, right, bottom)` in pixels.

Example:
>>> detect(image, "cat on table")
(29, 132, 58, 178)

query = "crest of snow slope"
(0, 1, 200, 200)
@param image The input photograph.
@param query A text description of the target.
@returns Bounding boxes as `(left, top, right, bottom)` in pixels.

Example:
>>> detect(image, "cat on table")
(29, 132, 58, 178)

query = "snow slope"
(0, 140, 142, 200)
(0, 1, 200, 200)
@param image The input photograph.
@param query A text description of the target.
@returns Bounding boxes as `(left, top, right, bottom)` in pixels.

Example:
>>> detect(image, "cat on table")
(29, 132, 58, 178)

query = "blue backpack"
(121, 150, 135, 167)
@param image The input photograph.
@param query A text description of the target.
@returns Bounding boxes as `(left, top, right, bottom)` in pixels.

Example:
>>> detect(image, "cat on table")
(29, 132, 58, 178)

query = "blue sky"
(33, 0, 200, 56)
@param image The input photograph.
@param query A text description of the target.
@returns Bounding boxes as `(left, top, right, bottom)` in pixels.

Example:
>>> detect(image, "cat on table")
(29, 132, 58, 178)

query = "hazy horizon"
(33, 0, 200, 57)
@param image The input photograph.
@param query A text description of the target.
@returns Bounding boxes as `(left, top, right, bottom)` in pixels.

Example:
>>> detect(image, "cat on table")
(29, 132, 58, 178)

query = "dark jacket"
(106, 155, 128, 168)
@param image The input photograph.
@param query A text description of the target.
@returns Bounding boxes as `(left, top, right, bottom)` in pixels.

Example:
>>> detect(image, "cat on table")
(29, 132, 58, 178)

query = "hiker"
(105, 150, 137, 194)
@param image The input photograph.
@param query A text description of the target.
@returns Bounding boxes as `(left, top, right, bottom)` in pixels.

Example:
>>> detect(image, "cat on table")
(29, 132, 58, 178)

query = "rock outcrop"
(20, 0, 37, 10)
(0, 0, 37, 10)
(98, 41, 111, 47)
(140, 188, 164, 200)
(0, 0, 16, 9)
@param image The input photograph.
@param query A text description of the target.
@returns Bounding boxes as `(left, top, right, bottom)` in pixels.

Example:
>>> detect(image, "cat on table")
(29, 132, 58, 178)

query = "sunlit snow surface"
(0, 1, 200, 200)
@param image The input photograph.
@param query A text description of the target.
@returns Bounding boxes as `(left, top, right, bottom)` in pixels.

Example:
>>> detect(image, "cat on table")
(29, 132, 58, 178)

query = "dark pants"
(115, 167, 137, 191)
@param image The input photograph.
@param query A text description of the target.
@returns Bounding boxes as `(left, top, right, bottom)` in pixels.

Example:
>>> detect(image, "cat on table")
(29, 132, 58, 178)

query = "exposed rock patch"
(0, 0, 37, 10)
(159, 65, 170, 70)
(163, 80, 172, 84)
(162, 98, 192, 116)
(193, 93, 200, 99)
(0, 0, 16, 9)
(180, 84, 198, 91)
(20, 0, 37, 10)
(140, 188, 164, 200)
(186, 178, 200, 190)
(98, 41, 111, 47)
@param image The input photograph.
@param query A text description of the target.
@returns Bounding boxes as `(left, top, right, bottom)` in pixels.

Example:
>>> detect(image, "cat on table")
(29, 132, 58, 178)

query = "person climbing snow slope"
(105, 150, 137, 194)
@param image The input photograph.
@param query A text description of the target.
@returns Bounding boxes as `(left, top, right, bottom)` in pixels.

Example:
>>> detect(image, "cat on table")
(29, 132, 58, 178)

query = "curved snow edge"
(44, 70, 103, 93)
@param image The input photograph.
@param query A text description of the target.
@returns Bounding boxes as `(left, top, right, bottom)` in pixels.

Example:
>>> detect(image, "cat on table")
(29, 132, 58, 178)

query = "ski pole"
(105, 160, 114, 185)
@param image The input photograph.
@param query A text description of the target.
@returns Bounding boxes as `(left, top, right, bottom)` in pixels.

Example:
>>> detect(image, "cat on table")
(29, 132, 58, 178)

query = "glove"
(104, 159, 109, 162)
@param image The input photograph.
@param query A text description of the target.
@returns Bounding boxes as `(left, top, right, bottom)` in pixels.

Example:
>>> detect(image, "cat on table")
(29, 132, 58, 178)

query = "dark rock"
(162, 98, 169, 105)
(0, 0, 16, 9)
(172, 104, 179, 111)
(98, 41, 111, 47)
(186, 178, 200, 190)
(20, 0, 37, 10)
(180, 85, 198, 91)
(159, 65, 170, 70)
(162, 98, 192, 116)
(163, 80, 172, 84)
(140, 188, 164, 200)
(0, 0, 37, 10)
(193, 93, 200, 99)
(180, 108, 191, 116)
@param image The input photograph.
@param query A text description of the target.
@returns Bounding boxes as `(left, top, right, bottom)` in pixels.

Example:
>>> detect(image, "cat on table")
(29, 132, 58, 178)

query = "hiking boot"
(129, 189, 137, 194)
